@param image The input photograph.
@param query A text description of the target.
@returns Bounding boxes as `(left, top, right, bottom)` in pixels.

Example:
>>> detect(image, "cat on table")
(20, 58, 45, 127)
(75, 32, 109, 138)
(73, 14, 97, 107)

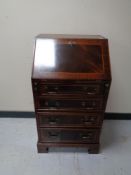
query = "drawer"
(37, 97, 103, 111)
(39, 128, 99, 143)
(33, 82, 103, 96)
(37, 112, 103, 127)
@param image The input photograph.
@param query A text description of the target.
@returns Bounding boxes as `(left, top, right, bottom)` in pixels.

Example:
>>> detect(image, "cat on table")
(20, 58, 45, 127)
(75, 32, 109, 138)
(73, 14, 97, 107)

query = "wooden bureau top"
(32, 34, 111, 80)
(36, 34, 105, 39)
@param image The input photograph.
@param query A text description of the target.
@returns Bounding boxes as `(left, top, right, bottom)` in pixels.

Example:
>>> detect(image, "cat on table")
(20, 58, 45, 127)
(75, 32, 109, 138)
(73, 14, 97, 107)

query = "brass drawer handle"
(83, 121, 92, 124)
(48, 132, 59, 138)
(83, 87, 97, 94)
(82, 117, 94, 124)
(49, 118, 58, 124)
(86, 107, 95, 110)
(81, 135, 91, 139)
(81, 102, 96, 108)
(87, 91, 97, 95)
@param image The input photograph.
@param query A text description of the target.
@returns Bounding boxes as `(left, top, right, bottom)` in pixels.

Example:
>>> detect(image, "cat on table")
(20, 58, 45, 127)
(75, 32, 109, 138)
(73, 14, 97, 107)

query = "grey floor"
(0, 118, 131, 175)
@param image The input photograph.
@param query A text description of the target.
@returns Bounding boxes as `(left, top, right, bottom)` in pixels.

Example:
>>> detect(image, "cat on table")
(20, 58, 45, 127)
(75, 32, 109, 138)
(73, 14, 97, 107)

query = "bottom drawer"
(39, 128, 100, 143)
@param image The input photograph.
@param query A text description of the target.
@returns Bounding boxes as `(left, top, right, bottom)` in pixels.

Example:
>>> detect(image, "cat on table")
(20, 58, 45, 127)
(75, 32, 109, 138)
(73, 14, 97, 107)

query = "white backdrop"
(0, 0, 131, 112)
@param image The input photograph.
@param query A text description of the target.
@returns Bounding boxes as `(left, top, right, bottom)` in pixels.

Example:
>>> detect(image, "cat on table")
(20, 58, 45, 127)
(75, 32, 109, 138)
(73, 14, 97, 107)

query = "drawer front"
(39, 128, 99, 143)
(37, 97, 103, 111)
(35, 83, 102, 96)
(37, 112, 103, 127)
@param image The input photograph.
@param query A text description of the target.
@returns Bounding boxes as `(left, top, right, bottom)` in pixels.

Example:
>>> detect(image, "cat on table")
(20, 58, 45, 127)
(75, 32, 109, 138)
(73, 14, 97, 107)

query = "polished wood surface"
(32, 34, 111, 80)
(37, 96, 103, 111)
(32, 34, 111, 153)
(39, 128, 100, 143)
(37, 111, 103, 128)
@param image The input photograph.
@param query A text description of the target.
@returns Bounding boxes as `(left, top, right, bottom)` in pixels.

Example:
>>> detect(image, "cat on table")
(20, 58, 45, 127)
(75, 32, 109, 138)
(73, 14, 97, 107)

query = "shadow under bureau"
(32, 34, 111, 154)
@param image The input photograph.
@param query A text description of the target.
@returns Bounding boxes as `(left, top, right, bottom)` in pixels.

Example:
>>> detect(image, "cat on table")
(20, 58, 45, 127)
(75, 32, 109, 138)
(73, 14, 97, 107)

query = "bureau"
(32, 34, 111, 154)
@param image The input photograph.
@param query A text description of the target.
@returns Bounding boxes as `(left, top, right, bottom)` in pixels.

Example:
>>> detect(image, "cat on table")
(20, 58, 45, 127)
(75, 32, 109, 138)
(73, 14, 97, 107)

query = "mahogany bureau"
(32, 34, 111, 154)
